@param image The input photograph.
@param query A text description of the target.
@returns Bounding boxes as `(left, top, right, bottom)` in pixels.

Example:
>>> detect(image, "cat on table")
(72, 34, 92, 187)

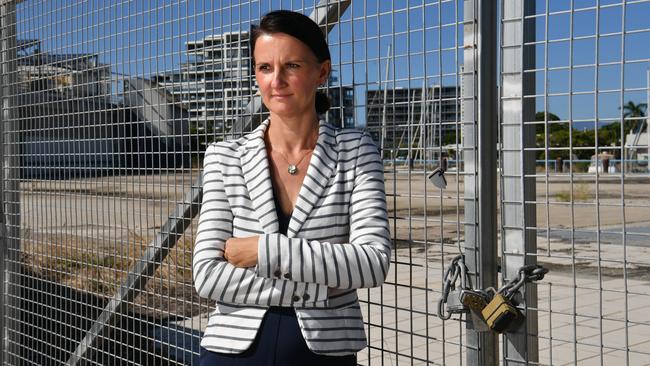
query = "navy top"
(273, 188, 291, 235)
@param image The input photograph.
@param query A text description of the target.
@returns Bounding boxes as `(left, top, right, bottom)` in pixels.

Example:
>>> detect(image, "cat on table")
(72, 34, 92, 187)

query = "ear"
(318, 60, 332, 85)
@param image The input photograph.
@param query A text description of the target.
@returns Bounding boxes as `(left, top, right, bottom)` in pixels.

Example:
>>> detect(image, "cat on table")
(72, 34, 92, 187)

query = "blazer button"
(273, 269, 282, 277)
(292, 295, 301, 302)
(302, 293, 310, 301)
(283, 273, 292, 280)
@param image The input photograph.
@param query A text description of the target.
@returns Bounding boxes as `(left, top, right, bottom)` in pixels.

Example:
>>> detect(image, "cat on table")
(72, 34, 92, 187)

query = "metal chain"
(437, 255, 471, 320)
(498, 264, 549, 299)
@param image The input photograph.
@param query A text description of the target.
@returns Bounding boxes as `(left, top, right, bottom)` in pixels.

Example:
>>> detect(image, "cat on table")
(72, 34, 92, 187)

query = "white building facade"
(156, 31, 255, 138)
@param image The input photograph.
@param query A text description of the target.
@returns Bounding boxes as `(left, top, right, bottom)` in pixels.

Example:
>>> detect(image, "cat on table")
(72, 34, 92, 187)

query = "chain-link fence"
(2, 0, 649, 365)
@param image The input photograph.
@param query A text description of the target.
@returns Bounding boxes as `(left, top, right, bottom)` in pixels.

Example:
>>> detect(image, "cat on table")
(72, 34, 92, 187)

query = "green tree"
(622, 100, 647, 118)
(621, 100, 648, 135)
(535, 111, 570, 159)
(534, 111, 620, 160)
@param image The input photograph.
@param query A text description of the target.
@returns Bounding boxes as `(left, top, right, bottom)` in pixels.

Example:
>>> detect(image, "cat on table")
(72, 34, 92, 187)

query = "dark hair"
(251, 10, 331, 114)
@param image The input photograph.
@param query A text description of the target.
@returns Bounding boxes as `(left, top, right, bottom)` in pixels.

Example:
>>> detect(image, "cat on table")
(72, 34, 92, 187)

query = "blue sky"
(15, 0, 650, 129)
(15, 1, 459, 85)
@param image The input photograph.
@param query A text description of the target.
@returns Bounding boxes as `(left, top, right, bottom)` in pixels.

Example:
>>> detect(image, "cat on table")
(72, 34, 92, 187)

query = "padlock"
(469, 309, 490, 332)
(428, 167, 447, 189)
(446, 289, 467, 313)
(462, 289, 492, 331)
(481, 293, 522, 333)
(460, 289, 490, 313)
(461, 289, 490, 311)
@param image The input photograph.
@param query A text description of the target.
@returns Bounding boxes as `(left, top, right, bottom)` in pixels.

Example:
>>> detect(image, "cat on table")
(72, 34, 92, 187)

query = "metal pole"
(463, 0, 498, 364)
(501, 0, 539, 363)
(0, 9, 5, 365)
(380, 44, 391, 156)
(647, 68, 649, 172)
(0, 2, 20, 364)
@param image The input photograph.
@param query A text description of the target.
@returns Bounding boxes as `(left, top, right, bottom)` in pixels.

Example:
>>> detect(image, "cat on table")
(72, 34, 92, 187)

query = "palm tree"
(620, 101, 648, 167)
(621, 100, 648, 134)
(622, 100, 647, 118)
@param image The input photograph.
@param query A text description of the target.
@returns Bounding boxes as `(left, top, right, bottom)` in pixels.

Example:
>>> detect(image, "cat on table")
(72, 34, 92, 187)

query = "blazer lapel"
(289, 121, 338, 237)
(240, 119, 279, 234)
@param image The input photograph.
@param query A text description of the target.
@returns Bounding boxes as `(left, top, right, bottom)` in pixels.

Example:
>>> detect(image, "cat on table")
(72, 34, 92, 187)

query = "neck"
(266, 113, 319, 153)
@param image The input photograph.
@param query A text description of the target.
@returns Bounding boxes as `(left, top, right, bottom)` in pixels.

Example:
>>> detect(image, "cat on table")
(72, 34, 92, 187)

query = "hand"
(224, 236, 259, 268)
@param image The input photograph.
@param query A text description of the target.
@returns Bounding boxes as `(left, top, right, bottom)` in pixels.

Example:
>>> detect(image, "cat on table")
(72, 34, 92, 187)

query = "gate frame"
(500, 0, 539, 363)
(0, 1, 21, 364)
(463, 0, 499, 364)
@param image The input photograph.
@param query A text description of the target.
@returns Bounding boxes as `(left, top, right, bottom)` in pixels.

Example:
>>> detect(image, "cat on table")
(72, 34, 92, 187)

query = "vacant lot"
(17, 170, 650, 318)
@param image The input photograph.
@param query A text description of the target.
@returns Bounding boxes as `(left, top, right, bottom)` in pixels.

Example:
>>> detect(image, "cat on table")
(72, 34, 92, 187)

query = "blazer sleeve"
(193, 143, 328, 306)
(256, 132, 392, 290)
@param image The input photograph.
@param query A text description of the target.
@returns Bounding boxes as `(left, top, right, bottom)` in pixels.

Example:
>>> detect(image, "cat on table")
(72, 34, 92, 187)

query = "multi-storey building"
(155, 31, 254, 138)
(366, 85, 460, 160)
(324, 73, 355, 129)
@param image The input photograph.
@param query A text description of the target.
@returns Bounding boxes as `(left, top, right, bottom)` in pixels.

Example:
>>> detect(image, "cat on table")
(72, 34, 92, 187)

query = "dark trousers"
(198, 307, 357, 366)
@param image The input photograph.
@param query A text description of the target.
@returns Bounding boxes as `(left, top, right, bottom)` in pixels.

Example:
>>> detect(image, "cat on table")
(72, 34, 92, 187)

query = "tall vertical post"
(501, 0, 539, 363)
(0, 8, 4, 365)
(0, 1, 21, 364)
(646, 69, 649, 172)
(463, 0, 498, 364)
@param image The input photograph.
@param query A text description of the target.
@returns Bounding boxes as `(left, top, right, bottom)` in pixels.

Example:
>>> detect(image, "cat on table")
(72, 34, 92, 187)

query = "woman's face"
(253, 32, 330, 120)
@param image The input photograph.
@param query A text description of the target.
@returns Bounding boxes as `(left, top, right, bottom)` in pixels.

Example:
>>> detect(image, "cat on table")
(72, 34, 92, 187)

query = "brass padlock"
(481, 293, 522, 333)
(460, 289, 490, 313)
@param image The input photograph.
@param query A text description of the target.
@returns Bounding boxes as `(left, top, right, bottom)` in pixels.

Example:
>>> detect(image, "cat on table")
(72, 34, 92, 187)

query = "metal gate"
(2, 0, 649, 365)
(500, 0, 650, 364)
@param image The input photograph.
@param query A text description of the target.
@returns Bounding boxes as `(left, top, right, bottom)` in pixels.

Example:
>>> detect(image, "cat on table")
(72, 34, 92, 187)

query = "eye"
(256, 64, 271, 72)
(287, 63, 300, 69)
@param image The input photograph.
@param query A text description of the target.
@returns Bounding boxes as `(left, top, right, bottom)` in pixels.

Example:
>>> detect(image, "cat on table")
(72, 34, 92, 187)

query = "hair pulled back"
(251, 10, 331, 114)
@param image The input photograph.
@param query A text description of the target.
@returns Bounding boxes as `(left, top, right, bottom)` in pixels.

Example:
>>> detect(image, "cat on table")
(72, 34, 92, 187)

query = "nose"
(270, 68, 287, 89)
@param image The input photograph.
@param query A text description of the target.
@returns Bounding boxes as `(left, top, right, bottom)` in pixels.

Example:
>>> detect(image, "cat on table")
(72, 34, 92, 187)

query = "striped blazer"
(193, 119, 391, 356)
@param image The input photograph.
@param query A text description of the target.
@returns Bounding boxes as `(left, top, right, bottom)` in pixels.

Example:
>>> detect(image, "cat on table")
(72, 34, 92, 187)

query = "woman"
(193, 10, 391, 365)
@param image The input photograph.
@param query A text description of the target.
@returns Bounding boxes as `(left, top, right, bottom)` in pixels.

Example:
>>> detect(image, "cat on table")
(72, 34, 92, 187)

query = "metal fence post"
(0, 8, 4, 365)
(463, 0, 499, 364)
(500, 0, 539, 363)
(0, 1, 21, 364)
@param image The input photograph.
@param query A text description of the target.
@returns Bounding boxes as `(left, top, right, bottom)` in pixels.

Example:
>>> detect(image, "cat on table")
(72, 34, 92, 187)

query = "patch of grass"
(21, 231, 202, 318)
(556, 183, 591, 202)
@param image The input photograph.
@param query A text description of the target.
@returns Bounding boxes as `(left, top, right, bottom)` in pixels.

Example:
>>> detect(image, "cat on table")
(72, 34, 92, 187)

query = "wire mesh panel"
(0, 0, 482, 365)
(357, 1, 477, 364)
(501, 0, 650, 364)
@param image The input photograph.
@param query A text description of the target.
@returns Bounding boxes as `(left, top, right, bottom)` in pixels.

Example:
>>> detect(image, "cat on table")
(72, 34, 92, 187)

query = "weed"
(556, 183, 591, 202)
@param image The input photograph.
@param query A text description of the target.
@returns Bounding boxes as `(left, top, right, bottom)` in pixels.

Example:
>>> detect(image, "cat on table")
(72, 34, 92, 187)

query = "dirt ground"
(16, 170, 650, 317)
(385, 171, 650, 242)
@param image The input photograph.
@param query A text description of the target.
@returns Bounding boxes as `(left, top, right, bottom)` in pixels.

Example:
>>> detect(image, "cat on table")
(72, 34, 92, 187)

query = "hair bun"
(315, 91, 331, 114)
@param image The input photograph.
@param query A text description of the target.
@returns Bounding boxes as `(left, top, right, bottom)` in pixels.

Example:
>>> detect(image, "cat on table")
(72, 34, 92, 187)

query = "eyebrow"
(255, 59, 309, 64)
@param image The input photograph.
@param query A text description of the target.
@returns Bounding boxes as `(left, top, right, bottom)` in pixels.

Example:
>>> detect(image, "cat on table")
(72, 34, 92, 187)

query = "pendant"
(287, 165, 298, 175)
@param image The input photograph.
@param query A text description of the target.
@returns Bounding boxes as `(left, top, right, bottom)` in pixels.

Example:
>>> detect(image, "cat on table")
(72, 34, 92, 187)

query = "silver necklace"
(275, 149, 313, 175)
(267, 118, 318, 175)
